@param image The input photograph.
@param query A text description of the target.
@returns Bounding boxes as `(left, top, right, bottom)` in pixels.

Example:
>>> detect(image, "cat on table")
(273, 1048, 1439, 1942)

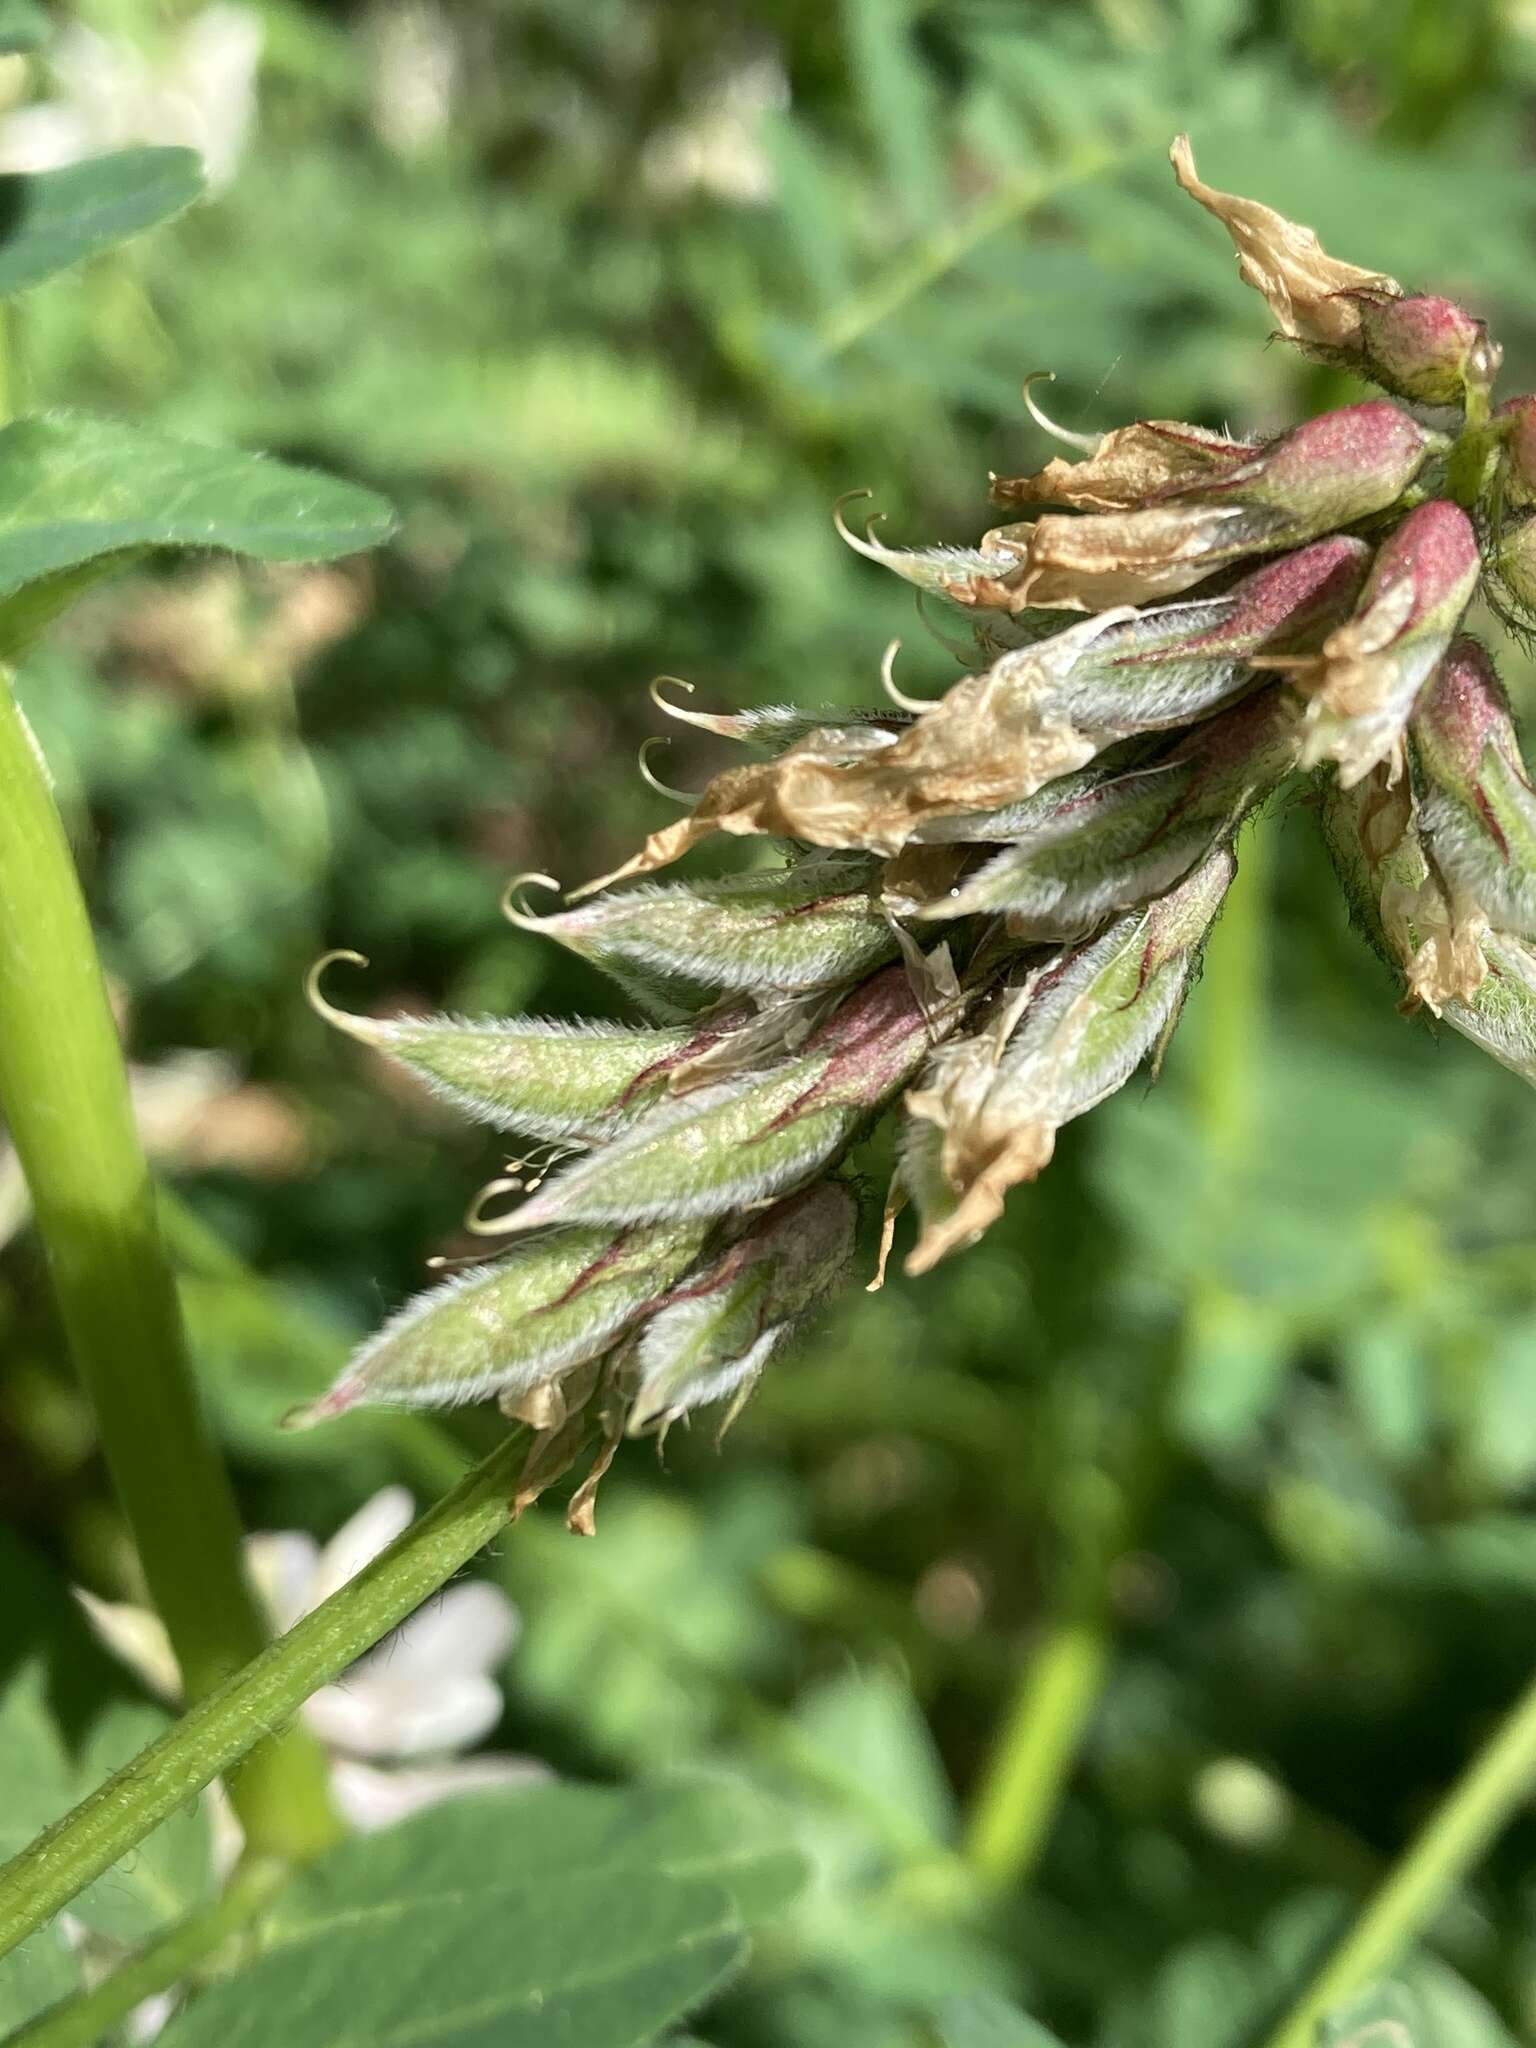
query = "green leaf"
(0, 412, 395, 605)
(157, 1783, 769, 2048)
(0, 1664, 212, 1945)
(0, 0, 47, 55)
(1319, 1960, 1521, 2048)
(0, 148, 204, 298)
(0, 1927, 80, 2036)
(935, 1993, 1067, 2048)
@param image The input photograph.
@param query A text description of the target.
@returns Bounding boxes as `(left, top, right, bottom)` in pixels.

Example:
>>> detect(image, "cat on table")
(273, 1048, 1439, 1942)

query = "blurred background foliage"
(5, 0, 1536, 2041)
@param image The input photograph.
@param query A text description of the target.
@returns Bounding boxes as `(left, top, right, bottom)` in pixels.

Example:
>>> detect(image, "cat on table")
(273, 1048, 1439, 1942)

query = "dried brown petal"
(1170, 134, 1399, 350)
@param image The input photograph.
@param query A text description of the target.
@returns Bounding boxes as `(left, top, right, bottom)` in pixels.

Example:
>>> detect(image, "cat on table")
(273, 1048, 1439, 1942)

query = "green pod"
(299, 1217, 713, 1418)
(509, 858, 900, 998)
(310, 952, 750, 1142)
(902, 688, 1298, 935)
(504, 960, 942, 1232)
(629, 1182, 859, 1433)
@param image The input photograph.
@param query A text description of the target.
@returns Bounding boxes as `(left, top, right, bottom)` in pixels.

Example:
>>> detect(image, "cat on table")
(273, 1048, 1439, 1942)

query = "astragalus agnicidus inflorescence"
(299, 139, 1536, 1524)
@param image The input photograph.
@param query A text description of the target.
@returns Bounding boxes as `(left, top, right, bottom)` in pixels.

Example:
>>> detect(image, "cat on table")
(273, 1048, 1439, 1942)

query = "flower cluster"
(299, 138, 1536, 1516)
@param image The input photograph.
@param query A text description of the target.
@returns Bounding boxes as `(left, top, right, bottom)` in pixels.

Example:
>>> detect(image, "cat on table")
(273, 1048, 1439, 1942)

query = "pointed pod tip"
(281, 1381, 360, 1430)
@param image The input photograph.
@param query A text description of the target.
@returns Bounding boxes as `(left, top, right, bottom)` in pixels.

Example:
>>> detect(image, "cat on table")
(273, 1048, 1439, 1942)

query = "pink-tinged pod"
(1410, 637, 1536, 940)
(1269, 500, 1480, 787)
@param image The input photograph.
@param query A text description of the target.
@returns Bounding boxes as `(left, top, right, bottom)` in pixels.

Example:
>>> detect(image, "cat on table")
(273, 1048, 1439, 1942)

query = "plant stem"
(0, 676, 336, 1860)
(1260, 1664, 1536, 2048)
(0, 1430, 527, 1964)
(962, 834, 1276, 1891)
(5, 1858, 290, 2048)
(962, 1619, 1111, 1888)
(1198, 810, 1274, 1164)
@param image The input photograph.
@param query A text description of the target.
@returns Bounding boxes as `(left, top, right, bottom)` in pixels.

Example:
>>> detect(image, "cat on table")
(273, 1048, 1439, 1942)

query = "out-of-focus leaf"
(158, 1781, 790, 2048)
(0, 149, 204, 298)
(0, 1927, 79, 2036)
(1320, 1959, 1520, 2047)
(0, 413, 393, 604)
(0, 0, 47, 54)
(934, 1993, 1066, 2048)
(0, 1667, 210, 1945)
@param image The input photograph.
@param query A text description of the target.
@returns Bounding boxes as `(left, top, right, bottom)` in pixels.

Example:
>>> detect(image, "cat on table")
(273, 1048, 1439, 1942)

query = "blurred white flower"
(0, 1048, 309, 1250)
(642, 54, 787, 205)
(81, 1485, 541, 1838)
(0, 5, 262, 187)
(368, 2, 457, 158)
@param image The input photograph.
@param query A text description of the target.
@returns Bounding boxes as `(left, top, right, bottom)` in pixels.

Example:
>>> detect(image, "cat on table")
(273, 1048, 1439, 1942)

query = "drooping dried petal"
(510, 857, 900, 997)
(902, 851, 1234, 1271)
(1170, 134, 1400, 350)
(991, 419, 1259, 513)
(981, 403, 1439, 612)
(583, 543, 1367, 890)
(310, 957, 754, 1142)
(578, 614, 1134, 886)
(1410, 638, 1536, 939)
(1278, 500, 1480, 787)
(1319, 766, 1488, 1013)
(295, 1219, 713, 1419)
(628, 1181, 859, 1434)
(499, 958, 952, 1233)
(898, 687, 1299, 935)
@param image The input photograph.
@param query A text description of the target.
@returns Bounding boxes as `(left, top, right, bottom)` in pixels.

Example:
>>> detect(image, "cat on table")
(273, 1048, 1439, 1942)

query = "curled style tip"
(305, 948, 375, 1040)
(637, 736, 697, 804)
(1020, 369, 1103, 454)
(878, 639, 937, 714)
(833, 488, 888, 562)
(464, 1175, 532, 1236)
(649, 675, 740, 736)
(501, 871, 563, 931)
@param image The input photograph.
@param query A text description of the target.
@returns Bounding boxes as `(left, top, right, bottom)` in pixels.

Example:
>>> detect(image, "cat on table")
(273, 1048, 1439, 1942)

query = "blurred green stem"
(1197, 809, 1274, 1164)
(0, 1429, 527, 1962)
(1261, 1664, 1536, 2048)
(962, 815, 1277, 1891)
(0, 675, 337, 1862)
(962, 1616, 1111, 1888)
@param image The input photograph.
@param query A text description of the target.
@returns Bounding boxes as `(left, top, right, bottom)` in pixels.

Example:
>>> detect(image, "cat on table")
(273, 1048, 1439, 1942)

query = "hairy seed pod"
(295, 1219, 714, 1419)
(1411, 638, 1536, 940)
(499, 958, 953, 1233)
(902, 850, 1234, 1272)
(628, 1181, 859, 1435)
(851, 405, 1439, 615)
(507, 858, 900, 998)
(898, 688, 1298, 935)
(311, 956, 767, 1142)
(1275, 501, 1480, 787)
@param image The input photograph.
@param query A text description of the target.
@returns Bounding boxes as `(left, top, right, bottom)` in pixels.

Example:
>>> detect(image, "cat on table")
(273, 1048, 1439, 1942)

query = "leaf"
(0, 0, 47, 55)
(0, 413, 395, 605)
(0, 148, 204, 299)
(0, 1665, 212, 1945)
(935, 1993, 1067, 2048)
(1319, 1959, 1520, 2048)
(156, 1780, 797, 2048)
(0, 1927, 80, 2037)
